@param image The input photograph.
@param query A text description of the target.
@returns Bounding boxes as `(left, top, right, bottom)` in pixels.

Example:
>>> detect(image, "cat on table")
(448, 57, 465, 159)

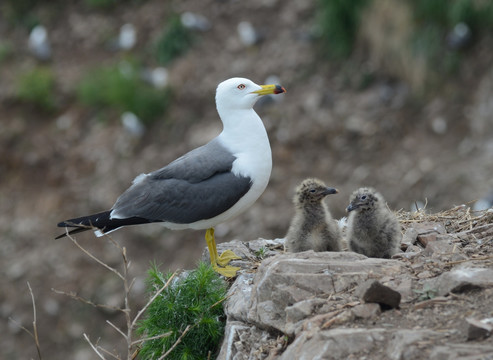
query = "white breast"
(163, 108, 273, 230)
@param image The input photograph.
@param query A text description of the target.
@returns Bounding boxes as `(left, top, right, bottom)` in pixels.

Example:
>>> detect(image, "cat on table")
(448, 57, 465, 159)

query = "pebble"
(466, 317, 493, 341)
(355, 280, 401, 310)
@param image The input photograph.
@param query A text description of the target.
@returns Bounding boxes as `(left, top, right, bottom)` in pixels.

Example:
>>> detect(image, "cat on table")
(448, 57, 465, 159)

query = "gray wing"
(151, 138, 236, 182)
(111, 139, 252, 224)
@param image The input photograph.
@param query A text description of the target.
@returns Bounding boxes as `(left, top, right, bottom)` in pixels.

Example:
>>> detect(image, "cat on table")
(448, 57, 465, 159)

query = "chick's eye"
(361, 195, 367, 200)
(310, 189, 316, 193)
(237, 84, 246, 90)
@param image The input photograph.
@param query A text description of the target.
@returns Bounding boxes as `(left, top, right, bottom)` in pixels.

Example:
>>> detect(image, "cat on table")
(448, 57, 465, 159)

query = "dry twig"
(51, 288, 121, 312)
(413, 296, 450, 310)
(397, 204, 493, 235)
(66, 233, 124, 281)
(9, 282, 42, 360)
(55, 231, 179, 359)
(158, 324, 192, 360)
(83, 334, 106, 360)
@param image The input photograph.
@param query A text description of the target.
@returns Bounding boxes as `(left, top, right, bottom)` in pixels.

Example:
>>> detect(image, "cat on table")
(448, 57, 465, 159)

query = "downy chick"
(346, 187, 401, 258)
(285, 178, 342, 253)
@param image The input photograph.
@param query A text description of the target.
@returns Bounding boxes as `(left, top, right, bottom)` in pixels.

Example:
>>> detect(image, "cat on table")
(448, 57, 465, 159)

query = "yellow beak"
(251, 84, 286, 95)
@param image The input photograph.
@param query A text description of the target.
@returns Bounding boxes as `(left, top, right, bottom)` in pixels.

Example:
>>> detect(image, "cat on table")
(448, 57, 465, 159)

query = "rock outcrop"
(203, 212, 493, 360)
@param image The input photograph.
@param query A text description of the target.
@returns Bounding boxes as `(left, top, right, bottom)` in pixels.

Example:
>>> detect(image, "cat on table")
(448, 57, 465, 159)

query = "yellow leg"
(206, 228, 219, 266)
(205, 228, 241, 277)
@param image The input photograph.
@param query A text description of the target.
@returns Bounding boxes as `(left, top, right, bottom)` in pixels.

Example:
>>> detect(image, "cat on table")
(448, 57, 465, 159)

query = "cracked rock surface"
(207, 210, 493, 360)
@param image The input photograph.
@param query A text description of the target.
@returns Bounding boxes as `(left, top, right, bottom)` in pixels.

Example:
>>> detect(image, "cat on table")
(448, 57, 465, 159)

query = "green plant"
(2, 0, 68, 28)
(138, 262, 227, 359)
(1, 0, 37, 27)
(316, 0, 368, 59)
(0, 41, 13, 62)
(413, 0, 493, 31)
(83, 0, 146, 10)
(413, 0, 449, 26)
(408, 0, 493, 91)
(84, 0, 116, 9)
(77, 61, 171, 124)
(154, 15, 194, 65)
(255, 246, 267, 260)
(16, 67, 56, 110)
(413, 284, 438, 301)
(356, 0, 493, 94)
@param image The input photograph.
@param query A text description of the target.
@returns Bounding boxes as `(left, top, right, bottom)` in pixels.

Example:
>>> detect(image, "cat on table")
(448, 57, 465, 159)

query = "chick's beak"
(346, 203, 359, 213)
(252, 84, 286, 95)
(323, 187, 339, 196)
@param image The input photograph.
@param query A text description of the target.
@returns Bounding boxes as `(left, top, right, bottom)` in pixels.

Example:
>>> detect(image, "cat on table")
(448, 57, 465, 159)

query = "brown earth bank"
(1, 0, 493, 358)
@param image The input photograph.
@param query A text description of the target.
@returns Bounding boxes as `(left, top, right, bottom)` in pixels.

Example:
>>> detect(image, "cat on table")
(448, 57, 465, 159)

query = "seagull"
(285, 178, 342, 253)
(57, 77, 286, 277)
(346, 187, 401, 259)
(28, 25, 51, 61)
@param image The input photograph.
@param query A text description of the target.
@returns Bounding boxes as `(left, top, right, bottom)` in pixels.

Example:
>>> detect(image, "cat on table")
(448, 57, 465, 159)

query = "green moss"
(412, 0, 493, 30)
(408, 0, 493, 90)
(1, 0, 38, 27)
(316, 0, 368, 59)
(413, 0, 449, 26)
(83, 0, 117, 9)
(16, 67, 56, 111)
(83, 0, 147, 10)
(0, 41, 13, 63)
(138, 262, 227, 360)
(77, 62, 171, 124)
(154, 15, 195, 65)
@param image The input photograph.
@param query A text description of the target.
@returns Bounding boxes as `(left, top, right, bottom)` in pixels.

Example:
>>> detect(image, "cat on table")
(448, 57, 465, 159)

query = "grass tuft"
(316, 0, 493, 93)
(0, 41, 13, 63)
(315, 0, 368, 59)
(83, 0, 146, 10)
(154, 15, 195, 65)
(138, 262, 228, 360)
(16, 66, 56, 111)
(77, 61, 171, 124)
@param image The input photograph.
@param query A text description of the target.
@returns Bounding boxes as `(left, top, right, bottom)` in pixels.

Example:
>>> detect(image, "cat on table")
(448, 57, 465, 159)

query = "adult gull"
(56, 77, 286, 277)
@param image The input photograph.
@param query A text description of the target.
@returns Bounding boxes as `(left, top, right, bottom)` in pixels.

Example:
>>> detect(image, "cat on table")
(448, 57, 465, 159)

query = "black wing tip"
(55, 232, 67, 239)
(55, 220, 75, 239)
(55, 224, 93, 239)
(56, 220, 87, 227)
(55, 211, 155, 240)
(55, 218, 99, 239)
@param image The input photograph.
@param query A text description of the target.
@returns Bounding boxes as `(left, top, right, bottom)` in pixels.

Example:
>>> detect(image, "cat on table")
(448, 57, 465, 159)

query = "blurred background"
(1, 0, 493, 358)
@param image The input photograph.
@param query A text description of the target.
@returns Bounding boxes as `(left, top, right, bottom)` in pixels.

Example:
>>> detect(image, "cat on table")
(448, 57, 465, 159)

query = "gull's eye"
(361, 195, 367, 200)
(310, 189, 316, 193)
(237, 84, 246, 90)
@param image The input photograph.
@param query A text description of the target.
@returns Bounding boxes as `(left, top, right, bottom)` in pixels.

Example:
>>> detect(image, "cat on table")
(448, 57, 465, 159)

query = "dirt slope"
(1, 0, 493, 358)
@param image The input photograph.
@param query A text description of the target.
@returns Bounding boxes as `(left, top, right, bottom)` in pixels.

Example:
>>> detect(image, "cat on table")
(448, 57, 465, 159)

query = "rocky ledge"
(203, 208, 493, 360)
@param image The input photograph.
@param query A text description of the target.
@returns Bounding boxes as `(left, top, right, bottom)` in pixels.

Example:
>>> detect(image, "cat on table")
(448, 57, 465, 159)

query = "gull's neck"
(217, 107, 269, 151)
(216, 106, 272, 180)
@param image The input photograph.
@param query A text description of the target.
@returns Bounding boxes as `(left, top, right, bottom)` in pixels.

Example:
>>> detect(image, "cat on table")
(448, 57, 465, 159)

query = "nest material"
(397, 204, 493, 233)
(391, 203, 493, 278)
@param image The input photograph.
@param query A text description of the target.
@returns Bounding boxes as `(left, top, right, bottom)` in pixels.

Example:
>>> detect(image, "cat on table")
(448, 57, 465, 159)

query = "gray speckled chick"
(285, 178, 342, 253)
(346, 187, 401, 258)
